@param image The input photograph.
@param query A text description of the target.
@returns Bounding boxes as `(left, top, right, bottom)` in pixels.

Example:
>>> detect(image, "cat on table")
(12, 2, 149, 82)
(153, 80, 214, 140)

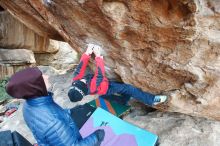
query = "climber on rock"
(68, 43, 168, 106)
(6, 67, 105, 146)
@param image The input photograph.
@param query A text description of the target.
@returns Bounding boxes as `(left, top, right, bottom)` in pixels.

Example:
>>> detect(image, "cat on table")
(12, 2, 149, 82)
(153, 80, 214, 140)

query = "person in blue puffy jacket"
(6, 67, 105, 146)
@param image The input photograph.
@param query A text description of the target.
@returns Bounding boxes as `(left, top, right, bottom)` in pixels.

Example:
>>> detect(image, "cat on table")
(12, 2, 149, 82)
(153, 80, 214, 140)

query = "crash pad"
(88, 96, 131, 117)
(80, 108, 158, 146)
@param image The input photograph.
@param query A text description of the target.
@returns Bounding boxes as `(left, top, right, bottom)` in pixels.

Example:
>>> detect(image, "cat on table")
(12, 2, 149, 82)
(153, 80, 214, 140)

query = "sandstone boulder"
(0, 0, 220, 120)
(0, 49, 35, 78)
(0, 11, 59, 53)
(35, 41, 78, 70)
(0, 49, 35, 65)
(0, 1, 62, 40)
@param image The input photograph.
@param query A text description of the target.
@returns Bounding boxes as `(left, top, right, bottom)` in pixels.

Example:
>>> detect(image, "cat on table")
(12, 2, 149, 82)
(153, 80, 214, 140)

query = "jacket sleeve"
(90, 56, 109, 95)
(45, 120, 99, 146)
(73, 53, 91, 81)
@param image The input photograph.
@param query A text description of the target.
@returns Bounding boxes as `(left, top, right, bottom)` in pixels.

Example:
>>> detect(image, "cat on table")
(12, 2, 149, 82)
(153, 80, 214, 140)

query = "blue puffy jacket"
(23, 93, 98, 146)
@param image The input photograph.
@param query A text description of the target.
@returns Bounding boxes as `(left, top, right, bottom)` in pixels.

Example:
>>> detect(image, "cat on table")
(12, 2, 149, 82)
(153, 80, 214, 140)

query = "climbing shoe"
(153, 95, 167, 105)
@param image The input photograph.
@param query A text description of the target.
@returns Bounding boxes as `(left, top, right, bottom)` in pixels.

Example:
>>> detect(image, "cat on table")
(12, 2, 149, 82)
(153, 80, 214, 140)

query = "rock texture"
(0, 49, 35, 65)
(0, 0, 220, 120)
(125, 110, 220, 146)
(0, 1, 62, 40)
(35, 41, 79, 70)
(0, 49, 35, 79)
(0, 11, 59, 53)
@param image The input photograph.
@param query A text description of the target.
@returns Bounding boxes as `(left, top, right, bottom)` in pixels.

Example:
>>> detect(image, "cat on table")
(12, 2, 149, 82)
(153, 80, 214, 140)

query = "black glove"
(94, 129, 105, 142)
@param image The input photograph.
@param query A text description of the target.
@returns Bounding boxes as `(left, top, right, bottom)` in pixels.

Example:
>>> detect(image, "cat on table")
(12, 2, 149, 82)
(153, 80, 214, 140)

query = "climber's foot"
(153, 95, 168, 106)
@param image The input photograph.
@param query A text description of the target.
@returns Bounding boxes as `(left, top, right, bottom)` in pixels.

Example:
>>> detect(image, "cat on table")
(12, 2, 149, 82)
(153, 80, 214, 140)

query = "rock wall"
(0, 10, 60, 79)
(0, 49, 35, 79)
(35, 41, 79, 70)
(0, 11, 59, 53)
(0, 0, 220, 120)
(0, 11, 77, 78)
(0, 1, 62, 40)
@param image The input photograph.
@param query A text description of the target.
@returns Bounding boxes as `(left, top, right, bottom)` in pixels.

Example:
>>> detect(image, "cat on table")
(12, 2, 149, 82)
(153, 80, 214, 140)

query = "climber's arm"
(90, 46, 109, 95)
(72, 44, 93, 81)
(72, 53, 91, 81)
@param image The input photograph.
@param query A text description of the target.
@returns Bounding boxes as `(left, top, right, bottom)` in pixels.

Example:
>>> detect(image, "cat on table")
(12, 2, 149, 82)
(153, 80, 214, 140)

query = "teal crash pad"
(80, 108, 158, 146)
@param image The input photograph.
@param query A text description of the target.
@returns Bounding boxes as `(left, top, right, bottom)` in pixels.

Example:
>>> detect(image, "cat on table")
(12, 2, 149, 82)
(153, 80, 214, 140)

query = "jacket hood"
(6, 67, 48, 99)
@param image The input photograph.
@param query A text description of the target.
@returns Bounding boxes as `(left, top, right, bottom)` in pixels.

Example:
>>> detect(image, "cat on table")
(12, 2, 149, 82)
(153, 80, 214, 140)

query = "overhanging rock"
(0, 0, 220, 120)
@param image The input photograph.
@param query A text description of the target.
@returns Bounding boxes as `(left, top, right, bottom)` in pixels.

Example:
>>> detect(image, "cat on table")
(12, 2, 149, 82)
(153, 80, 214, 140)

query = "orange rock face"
(1, 0, 220, 120)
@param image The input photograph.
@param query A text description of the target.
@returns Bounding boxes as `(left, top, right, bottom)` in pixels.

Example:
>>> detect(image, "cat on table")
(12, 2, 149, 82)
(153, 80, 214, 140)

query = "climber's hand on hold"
(93, 44, 102, 57)
(85, 43, 95, 55)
